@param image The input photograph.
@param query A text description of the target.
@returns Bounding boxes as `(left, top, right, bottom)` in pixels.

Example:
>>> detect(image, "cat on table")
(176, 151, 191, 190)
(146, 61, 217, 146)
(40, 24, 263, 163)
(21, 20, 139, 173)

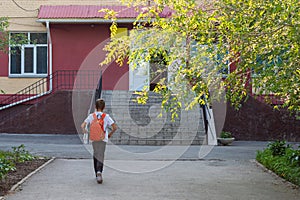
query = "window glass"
(30, 33, 47, 44)
(116, 28, 128, 38)
(10, 33, 27, 44)
(10, 47, 21, 74)
(37, 47, 47, 74)
(24, 47, 34, 73)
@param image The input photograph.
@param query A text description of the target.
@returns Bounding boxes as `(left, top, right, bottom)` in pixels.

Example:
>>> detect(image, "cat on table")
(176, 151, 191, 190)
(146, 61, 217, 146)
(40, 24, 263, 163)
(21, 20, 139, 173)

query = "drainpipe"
(46, 21, 53, 92)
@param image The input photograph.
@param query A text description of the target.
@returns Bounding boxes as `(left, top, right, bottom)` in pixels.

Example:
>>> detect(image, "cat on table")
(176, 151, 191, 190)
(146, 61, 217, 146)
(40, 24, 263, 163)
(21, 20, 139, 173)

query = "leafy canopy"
(0, 18, 28, 94)
(101, 0, 300, 117)
(0, 17, 28, 53)
(0, 17, 9, 52)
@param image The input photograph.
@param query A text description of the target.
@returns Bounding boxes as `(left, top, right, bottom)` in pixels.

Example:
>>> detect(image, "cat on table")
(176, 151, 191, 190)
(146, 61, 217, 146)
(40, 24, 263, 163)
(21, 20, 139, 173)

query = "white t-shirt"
(84, 111, 115, 142)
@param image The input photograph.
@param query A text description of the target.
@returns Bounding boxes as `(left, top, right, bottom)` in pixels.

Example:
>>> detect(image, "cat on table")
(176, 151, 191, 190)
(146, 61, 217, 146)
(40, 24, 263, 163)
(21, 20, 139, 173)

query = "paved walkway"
(1, 134, 300, 200)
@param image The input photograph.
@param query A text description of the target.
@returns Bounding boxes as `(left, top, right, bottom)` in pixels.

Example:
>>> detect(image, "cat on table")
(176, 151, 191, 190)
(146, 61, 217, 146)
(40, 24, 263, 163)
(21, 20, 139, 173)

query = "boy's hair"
(95, 99, 105, 111)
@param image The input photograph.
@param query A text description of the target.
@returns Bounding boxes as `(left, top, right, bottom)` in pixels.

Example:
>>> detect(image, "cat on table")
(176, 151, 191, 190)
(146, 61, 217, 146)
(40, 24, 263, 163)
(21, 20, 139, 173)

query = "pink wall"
(50, 23, 129, 90)
(0, 24, 130, 90)
(0, 51, 9, 77)
(103, 61, 129, 90)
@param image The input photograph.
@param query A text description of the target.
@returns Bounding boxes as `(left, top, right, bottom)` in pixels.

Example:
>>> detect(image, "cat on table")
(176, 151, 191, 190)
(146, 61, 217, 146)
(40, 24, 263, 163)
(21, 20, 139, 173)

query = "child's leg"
(92, 141, 107, 175)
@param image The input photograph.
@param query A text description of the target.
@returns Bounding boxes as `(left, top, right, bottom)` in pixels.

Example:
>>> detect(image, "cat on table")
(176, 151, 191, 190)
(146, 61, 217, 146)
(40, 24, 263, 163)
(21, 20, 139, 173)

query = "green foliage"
(216, 0, 300, 115)
(101, 0, 300, 117)
(0, 150, 15, 180)
(0, 18, 28, 93)
(0, 145, 35, 180)
(220, 131, 232, 138)
(288, 147, 300, 167)
(256, 141, 300, 186)
(0, 157, 16, 180)
(0, 17, 9, 52)
(267, 140, 291, 156)
(0, 18, 28, 53)
(11, 144, 35, 163)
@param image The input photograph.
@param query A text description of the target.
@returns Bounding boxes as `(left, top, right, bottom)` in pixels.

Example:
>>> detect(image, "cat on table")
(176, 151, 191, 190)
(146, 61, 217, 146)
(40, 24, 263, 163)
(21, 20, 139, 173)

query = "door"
(129, 61, 150, 91)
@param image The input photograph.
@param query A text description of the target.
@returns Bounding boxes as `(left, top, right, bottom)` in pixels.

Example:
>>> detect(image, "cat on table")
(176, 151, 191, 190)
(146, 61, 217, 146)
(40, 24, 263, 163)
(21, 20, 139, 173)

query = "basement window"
(9, 32, 48, 77)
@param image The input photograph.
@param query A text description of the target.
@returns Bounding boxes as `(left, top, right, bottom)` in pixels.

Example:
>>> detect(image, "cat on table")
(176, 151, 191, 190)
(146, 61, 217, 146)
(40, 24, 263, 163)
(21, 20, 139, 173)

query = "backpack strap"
(101, 113, 106, 119)
(99, 113, 106, 132)
(92, 113, 97, 120)
(95, 112, 106, 119)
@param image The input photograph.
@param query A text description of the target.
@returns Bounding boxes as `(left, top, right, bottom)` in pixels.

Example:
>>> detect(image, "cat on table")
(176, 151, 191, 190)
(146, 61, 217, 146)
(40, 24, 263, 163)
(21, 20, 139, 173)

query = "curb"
(252, 159, 299, 190)
(0, 157, 55, 200)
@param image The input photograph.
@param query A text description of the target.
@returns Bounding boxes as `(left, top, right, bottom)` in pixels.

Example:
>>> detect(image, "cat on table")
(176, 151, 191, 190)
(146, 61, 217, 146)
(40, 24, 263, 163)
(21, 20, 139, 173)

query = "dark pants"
(92, 141, 106, 175)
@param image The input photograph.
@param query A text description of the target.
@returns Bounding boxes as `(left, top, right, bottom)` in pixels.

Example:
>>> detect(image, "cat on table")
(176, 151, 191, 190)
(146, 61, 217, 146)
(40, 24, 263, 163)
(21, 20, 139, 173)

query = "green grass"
(256, 141, 300, 186)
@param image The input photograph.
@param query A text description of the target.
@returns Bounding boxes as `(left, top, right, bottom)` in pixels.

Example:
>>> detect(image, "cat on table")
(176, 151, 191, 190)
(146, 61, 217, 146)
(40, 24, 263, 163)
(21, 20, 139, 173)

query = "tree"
(0, 17, 10, 94)
(0, 17, 28, 94)
(0, 17, 9, 52)
(101, 0, 300, 117)
(0, 17, 27, 53)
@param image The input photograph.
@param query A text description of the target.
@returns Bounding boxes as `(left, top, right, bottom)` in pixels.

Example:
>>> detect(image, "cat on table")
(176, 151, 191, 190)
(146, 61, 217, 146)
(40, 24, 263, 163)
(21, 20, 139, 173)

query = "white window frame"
(9, 32, 48, 78)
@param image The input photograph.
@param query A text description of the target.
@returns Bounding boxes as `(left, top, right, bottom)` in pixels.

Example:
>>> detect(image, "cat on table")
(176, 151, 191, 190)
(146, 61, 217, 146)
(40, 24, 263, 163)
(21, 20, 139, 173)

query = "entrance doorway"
(129, 55, 167, 91)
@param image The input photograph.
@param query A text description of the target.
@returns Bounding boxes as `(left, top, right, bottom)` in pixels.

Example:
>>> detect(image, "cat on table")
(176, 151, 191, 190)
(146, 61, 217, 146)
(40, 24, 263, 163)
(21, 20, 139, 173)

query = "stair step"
(102, 90, 206, 145)
(109, 136, 206, 145)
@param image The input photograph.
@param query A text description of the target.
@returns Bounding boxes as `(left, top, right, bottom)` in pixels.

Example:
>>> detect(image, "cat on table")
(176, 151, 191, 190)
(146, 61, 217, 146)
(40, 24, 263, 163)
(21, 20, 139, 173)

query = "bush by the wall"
(0, 145, 35, 180)
(256, 141, 300, 186)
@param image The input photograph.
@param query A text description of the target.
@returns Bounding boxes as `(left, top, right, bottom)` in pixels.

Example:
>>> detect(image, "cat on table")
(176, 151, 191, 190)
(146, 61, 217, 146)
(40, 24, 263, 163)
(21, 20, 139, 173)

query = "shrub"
(220, 131, 233, 138)
(0, 157, 16, 180)
(267, 140, 291, 156)
(256, 141, 300, 186)
(288, 147, 300, 167)
(0, 145, 35, 180)
(11, 144, 35, 163)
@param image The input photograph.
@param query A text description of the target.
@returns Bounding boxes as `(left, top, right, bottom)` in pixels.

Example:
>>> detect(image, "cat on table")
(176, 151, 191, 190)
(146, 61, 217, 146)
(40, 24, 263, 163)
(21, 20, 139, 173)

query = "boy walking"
(81, 99, 117, 184)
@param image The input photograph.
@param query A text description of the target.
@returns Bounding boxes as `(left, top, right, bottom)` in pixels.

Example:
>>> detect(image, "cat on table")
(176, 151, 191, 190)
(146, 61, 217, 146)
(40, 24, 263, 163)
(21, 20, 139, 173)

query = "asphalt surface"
(0, 133, 269, 160)
(0, 133, 299, 200)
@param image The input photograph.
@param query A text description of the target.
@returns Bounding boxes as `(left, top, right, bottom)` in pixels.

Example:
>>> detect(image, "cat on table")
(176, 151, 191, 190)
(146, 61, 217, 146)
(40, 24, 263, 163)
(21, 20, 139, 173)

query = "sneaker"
(96, 171, 103, 184)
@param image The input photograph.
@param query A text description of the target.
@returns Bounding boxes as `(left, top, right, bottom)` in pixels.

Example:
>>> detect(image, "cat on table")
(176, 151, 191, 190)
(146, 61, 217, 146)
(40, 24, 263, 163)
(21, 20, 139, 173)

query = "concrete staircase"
(102, 90, 207, 145)
(0, 89, 207, 145)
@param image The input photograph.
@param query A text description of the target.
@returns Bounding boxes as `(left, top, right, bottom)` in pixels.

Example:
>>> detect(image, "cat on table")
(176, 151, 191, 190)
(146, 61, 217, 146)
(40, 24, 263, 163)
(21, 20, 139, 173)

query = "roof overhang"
(36, 5, 172, 24)
(37, 18, 136, 24)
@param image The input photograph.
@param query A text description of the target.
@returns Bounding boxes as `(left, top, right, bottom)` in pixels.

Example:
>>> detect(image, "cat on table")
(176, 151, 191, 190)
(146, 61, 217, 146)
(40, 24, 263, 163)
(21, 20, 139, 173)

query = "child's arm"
(81, 122, 88, 134)
(108, 123, 117, 138)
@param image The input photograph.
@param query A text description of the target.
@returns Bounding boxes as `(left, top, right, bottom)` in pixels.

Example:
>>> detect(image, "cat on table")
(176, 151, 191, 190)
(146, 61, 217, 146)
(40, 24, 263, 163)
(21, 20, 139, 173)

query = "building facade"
(0, 1, 298, 142)
(1, 0, 175, 101)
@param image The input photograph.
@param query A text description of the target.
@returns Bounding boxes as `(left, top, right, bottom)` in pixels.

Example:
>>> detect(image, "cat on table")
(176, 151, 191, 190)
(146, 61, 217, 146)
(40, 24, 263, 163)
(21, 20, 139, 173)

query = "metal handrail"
(201, 95, 217, 145)
(87, 70, 103, 115)
(0, 77, 49, 110)
(0, 69, 101, 111)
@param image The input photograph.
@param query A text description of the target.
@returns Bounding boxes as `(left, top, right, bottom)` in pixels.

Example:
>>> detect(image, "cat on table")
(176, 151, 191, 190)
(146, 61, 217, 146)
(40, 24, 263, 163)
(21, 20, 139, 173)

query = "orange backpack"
(89, 113, 106, 141)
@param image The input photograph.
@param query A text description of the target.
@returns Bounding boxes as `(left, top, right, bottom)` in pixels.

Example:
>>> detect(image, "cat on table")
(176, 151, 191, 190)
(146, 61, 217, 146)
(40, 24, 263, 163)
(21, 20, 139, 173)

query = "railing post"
(95, 70, 102, 101)
(201, 95, 217, 145)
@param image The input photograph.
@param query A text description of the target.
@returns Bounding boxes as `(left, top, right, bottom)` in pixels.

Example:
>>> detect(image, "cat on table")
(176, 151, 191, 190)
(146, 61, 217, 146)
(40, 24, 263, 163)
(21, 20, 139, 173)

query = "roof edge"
(37, 18, 136, 23)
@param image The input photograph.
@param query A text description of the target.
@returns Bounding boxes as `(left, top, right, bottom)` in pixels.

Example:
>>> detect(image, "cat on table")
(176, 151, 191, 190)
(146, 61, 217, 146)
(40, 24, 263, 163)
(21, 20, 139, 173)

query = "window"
(191, 43, 229, 78)
(9, 32, 48, 77)
(115, 27, 128, 38)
